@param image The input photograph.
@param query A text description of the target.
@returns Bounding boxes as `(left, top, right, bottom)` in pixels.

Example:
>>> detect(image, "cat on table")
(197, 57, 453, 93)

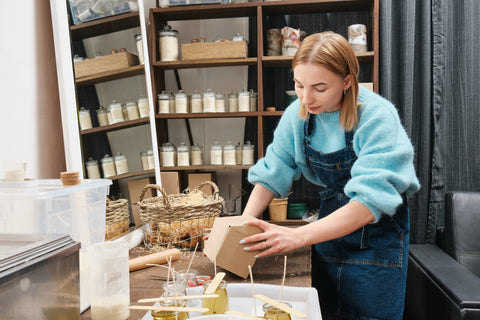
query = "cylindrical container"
(114, 153, 129, 175)
(263, 302, 292, 320)
(177, 269, 198, 288)
(177, 143, 190, 166)
(140, 150, 149, 170)
(202, 280, 229, 314)
(191, 143, 204, 165)
(159, 26, 179, 61)
(122, 104, 128, 121)
(151, 282, 188, 320)
(249, 90, 257, 111)
(109, 100, 124, 124)
(146, 147, 155, 169)
(158, 91, 170, 114)
(161, 143, 176, 167)
(223, 141, 236, 165)
(190, 90, 203, 113)
(101, 154, 116, 177)
(215, 92, 226, 112)
(238, 88, 250, 112)
(175, 90, 188, 113)
(242, 141, 255, 165)
(85, 157, 101, 179)
(138, 96, 150, 118)
(89, 241, 130, 320)
(135, 33, 144, 65)
(348, 24, 367, 53)
(266, 28, 282, 56)
(210, 142, 223, 165)
(169, 94, 175, 113)
(228, 91, 238, 112)
(106, 105, 113, 124)
(126, 100, 140, 120)
(203, 89, 216, 113)
(235, 142, 243, 165)
(79, 107, 93, 130)
(96, 106, 109, 126)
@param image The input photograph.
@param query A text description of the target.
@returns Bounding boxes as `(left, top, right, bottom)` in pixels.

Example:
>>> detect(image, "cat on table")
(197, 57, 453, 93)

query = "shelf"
(75, 65, 145, 86)
(108, 169, 155, 181)
(70, 12, 140, 41)
(81, 117, 150, 136)
(160, 165, 252, 171)
(153, 58, 257, 70)
(262, 51, 374, 67)
(156, 111, 262, 119)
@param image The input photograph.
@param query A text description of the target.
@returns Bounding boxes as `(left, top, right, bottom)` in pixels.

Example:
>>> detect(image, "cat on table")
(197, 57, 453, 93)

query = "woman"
(240, 32, 420, 320)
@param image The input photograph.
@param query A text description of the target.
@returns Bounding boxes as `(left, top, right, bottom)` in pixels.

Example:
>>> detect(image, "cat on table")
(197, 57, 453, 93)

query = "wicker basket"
(105, 198, 130, 241)
(138, 181, 224, 249)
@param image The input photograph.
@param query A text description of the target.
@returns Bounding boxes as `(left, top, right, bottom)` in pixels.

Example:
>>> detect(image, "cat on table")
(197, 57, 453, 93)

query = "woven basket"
(105, 198, 130, 241)
(139, 181, 224, 249)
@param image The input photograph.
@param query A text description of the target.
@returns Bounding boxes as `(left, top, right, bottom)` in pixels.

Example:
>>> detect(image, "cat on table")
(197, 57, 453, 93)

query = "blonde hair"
(293, 32, 360, 131)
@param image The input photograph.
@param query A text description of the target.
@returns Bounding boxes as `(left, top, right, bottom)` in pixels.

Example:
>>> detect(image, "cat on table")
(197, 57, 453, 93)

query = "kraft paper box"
(203, 215, 262, 278)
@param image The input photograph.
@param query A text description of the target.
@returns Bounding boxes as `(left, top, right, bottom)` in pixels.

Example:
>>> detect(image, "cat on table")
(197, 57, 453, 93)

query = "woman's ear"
(344, 74, 352, 90)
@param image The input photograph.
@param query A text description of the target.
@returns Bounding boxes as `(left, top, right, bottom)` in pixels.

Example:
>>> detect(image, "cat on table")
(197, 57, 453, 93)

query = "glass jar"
(169, 93, 175, 113)
(158, 91, 170, 114)
(242, 141, 255, 165)
(146, 147, 155, 169)
(151, 282, 188, 320)
(138, 96, 150, 118)
(223, 141, 236, 165)
(126, 100, 140, 120)
(250, 90, 258, 111)
(191, 143, 203, 166)
(175, 90, 188, 113)
(190, 90, 203, 113)
(101, 154, 116, 178)
(106, 104, 113, 124)
(135, 33, 144, 65)
(140, 150, 148, 170)
(210, 142, 223, 165)
(158, 26, 179, 62)
(176, 142, 190, 166)
(114, 153, 129, 175)
(203, 89, 216, 113)
(262, 302, 293, 320)
(161, 143, 176, 167)
(215, 92, 226, 112)
(79, 107, 93, 130)
(235, 142, 243, 165)
(85, 157, 101, 179)
(202, 280, 229, 314)
(238, 88, 250, 112)
(228, 91, 238, 112)
(96, 106, 109, 126)
(122, 104, 128, 120)
(109, 100, 124, 124)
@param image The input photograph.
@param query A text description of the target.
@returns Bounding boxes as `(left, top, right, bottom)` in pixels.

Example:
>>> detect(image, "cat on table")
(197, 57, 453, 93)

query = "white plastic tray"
(140, 283, 321, 320)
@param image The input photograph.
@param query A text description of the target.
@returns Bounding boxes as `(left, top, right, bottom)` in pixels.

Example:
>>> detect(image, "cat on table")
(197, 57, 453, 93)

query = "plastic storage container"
(69, 0, 139, 25)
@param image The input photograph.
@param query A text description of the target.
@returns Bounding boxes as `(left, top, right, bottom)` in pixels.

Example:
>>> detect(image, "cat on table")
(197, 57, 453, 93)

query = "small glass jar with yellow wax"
(262, 302, 292, 320)
(202, 280, 229, 314)
(151, 282, 188, 320)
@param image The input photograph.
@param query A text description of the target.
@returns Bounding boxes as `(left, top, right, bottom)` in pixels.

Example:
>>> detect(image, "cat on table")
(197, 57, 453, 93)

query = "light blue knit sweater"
(248, 86, 420, 222)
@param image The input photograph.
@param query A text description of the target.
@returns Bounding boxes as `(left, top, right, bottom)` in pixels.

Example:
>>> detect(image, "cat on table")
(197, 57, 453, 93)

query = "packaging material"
(69, 0, 139, 25)
(74, 52, 139, 79)
(268, 198, 288, 221)
(187, 172, 216, 195)
(161, 171, 182, 194)
(181, 41, 247, 60)
(281, 27, 301, 56)
(128, 177, 155, 226)
(203, 216, 262, 278)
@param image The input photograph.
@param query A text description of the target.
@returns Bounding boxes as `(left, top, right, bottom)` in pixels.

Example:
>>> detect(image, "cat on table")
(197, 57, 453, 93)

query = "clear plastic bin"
(68, 0, 139, 25)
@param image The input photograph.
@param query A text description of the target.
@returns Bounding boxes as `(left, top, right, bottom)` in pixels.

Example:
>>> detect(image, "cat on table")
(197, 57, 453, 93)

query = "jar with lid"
(228, 91, 238, 112)
(126, 100, 140, 120)
(161, 143, 176, 167)
(215, 92, 226, 112)
(190, 90, 203, 113)
(101, 154, 116, 177)
(114, 153, 129, 175)
(146, 147, 155, 169)
(140, 150, 148, 170)
(242, 141, 255, 165)
(223, 141, 236, 165)
(79, 107, 93, 130)
(135, 34, 144, 65)
(158, 26, 179, 62)
(96, 106, 109, 126)
(235, 142, 243, 165)
(249, 89, 258, 111)
(177, 143, 190, 166)
(122, 104, 128, 120)
(202, 279, 229, 314)
(238, 88, 251, 112)
(85, 157, 101, 179)
(203, 89, 216, 113)
(158, 91, 170, 114)
(109, 100, 124, 124)
(210, 142, 223, 165)
(168, 93, 175, 113)
(175, 90, 188, 113)
(191, 143, 203, 165)
(138, 96, 150, 118)
(106, 105, 113, 124)
(262, 302, 292, 320)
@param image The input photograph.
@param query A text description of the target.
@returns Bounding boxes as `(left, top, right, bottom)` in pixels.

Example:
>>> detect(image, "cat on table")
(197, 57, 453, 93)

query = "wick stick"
(248, 265, 258, 319)
(181, 242, 199, 289)
(278, 255, 287, 302)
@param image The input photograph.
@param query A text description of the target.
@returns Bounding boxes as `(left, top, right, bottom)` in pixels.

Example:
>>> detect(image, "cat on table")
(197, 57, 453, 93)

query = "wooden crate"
(181, 41, 247, 60)
(74, 52, 139, 79)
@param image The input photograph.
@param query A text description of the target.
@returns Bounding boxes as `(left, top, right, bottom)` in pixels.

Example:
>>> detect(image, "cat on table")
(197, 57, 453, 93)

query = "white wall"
(0, 1, 65, 179)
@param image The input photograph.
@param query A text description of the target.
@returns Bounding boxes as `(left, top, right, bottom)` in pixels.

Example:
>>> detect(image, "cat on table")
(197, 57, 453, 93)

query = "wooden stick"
(254, 294, 306, 318)
(204, 272, 226, 294)
(278, 255, 287, 302)
(225, 310, 265, 320)
(129, 305, 209, 313)
(138, 294, 218, 303)
(248, 265, 258, 319)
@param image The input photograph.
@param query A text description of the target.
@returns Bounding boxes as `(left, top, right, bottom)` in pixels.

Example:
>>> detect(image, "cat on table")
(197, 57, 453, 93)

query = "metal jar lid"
(109, 100, 122, 109)
(158, 90, 170, 100)
(159, 25, 178, 37)
(86, 157, 98, 167)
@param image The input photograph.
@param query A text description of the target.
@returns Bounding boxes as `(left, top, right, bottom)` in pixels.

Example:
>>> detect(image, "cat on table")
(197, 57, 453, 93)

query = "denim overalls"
(303, 115, 409, 320)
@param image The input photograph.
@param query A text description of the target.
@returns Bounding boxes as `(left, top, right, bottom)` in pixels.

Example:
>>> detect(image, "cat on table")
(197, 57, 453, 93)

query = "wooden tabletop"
(81, 244, 311, 319)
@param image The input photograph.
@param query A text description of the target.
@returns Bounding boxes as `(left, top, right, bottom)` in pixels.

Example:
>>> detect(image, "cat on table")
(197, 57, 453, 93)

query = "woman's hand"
(239, 219, 304, 258)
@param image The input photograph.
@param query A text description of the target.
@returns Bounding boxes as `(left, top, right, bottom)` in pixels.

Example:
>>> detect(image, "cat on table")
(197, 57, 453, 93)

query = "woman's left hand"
(240, 219, 303, 258)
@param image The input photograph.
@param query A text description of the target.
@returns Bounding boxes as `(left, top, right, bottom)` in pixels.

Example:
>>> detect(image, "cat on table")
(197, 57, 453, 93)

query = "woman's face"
(293, 63, 350, 114)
